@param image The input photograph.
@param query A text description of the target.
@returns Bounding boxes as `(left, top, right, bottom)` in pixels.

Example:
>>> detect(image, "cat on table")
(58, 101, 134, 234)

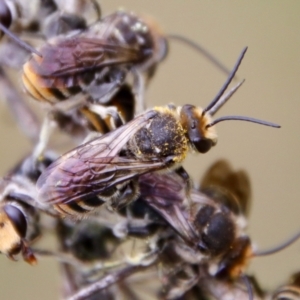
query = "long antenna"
(206, 116, 281, 128)
(168, 34, 232, 76)
(254, 230, 300, 257)
(203, 47, 248, 114)
(209, 79, 245, 116)
(0, 22, 42, 57)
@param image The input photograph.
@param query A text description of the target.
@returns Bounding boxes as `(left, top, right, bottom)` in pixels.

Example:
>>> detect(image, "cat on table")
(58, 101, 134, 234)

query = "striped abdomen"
(22, 52, 93, 104)
(53, 181, 137, 218)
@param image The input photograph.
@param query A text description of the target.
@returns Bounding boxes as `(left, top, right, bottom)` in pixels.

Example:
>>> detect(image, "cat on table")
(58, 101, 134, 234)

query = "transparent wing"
(139, 173, 199, 245)
(37, 111, 166, 204)
(199, 159, 251, 216)
(29, 37, 142, 78)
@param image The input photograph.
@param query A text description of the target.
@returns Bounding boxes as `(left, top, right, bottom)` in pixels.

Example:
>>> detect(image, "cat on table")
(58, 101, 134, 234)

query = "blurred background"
(0, 0, 299, 299)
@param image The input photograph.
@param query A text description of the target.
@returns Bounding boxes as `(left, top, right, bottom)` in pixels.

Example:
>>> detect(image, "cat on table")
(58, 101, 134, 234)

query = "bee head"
(180, 104, 217, 154)
(0, 204, 27, 255)
(183, 47, 280, 153)
(192, 205, 235, 256)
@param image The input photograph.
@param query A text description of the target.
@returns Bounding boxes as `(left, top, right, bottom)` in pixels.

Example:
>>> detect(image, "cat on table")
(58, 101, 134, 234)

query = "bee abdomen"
(22, 59, 86, 104)
(54, 196, 105, 218)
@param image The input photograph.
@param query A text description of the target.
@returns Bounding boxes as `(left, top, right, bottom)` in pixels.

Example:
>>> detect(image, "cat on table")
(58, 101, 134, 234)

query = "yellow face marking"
(0, 211, 21, 254)
(194, 108, 218, 145)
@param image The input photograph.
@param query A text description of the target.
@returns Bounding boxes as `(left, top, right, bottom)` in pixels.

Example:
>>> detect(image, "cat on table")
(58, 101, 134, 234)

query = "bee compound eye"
(193, 205, 214, 229)
(3, 205, 27, 238)
(193, 138, 213, 153)
(0, 1, 12, 29)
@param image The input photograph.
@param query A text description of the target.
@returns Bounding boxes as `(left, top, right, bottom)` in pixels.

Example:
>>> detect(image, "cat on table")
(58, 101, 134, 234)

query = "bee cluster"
(0, 0, 298, 299)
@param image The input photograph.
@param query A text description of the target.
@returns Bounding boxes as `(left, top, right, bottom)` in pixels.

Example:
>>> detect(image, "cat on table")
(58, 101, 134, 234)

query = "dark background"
(0, 1, 299, 298)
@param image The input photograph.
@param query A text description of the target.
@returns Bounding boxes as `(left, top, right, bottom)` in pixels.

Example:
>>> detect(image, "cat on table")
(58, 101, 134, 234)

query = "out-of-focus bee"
(137, 162, 300, 299)
(56, 218, 120, 299)
(53, 186, 169, 299)
(137, 169, 251, 298)
(173, 269, 265, 300)
(22, 7, 234, 109)
(271, 272, 300, 300)
(18, 8, 165, 158)
(36, 47, 279, 218)
(0, 150, 57, 264)
(0, 0, 104, 144)
(62, 163, 253, 300)
(22, 8, 168, 111)
(0, 191, 39, 265)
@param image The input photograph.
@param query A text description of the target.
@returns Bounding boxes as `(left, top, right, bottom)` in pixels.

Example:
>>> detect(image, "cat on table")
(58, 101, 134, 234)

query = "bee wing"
(200, 159, 251, 216)
(29, 37, 142, 78)
(139, 173, 199, 245)
(36, 111, 167, 204)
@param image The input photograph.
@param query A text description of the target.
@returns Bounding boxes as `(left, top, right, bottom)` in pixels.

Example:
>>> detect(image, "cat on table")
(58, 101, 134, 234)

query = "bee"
(52, 175, 169, 298)
(22, 7, 233, 109)
(55, 206, 165, 299)
(22, 9, 168, 109)
(36, 47, 279, 218)
(55, 218, 120, 299)
(0, 150, 57, 264)
(62, 164, 252, 300)
(137, 169, 251, 298)
(18, 8, 166, 158)
(137, 160, 300, 299)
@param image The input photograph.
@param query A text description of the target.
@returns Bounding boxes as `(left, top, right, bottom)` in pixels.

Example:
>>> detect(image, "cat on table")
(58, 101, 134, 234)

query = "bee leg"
(125, 233, 160, 267)
(53, 94, 87, 112)
(43, 12, 88, 39)
(82, 103, 126, 143)
(88, 104, 125, 130)
(68, 265, 148, 300)
(88, 69, 126, 104)
(90, 0, 102, 22)
(111, 180, 139, 211)
(32, 113, 57, 160)
(131, 68, 146, 115)
(175, 166, 193, 204)
(125, 246, 158, 267)
(21, 240, 37, 265)
(163, 265, 199, 299)
(81, 131, 102, 144)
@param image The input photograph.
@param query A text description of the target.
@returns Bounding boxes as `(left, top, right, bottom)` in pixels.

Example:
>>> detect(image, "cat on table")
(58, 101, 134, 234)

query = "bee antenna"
(168, 34, 233, 76)
(209, 79, 245, 116)
(206, 116, 281, 129)
(0, 23, 42, 57)
(241, 274, 254, 300)
(254, 230, 300, 257)
(91, 0, 102, 21)
(203, 47, 248, 115)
